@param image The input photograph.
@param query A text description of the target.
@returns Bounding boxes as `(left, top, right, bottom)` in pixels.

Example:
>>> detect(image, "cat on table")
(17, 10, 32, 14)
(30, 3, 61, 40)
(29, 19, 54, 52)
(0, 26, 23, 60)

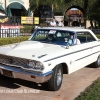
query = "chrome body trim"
(0, 64, 53, 83)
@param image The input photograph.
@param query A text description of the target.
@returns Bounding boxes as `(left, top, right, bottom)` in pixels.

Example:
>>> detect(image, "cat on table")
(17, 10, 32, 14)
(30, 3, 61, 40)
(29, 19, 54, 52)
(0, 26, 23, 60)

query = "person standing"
(58, 20, 64, 27)
(49, 18, 57, 27)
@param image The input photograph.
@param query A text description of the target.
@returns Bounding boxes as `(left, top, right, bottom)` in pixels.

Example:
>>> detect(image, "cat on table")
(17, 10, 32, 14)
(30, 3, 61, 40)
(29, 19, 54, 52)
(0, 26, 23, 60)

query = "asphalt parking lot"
(0, 66, 100, 100)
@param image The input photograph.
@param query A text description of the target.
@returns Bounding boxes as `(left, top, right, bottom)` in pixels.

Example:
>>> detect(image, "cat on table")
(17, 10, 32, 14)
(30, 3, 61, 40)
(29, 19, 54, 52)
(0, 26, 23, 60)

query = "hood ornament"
(32, 55, 35, 57)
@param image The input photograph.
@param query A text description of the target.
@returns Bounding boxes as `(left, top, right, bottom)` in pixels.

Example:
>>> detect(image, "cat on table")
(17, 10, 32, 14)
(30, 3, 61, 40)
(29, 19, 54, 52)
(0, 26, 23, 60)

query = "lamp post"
(79, 14, 82, 27)
(5, 0, 6, 9)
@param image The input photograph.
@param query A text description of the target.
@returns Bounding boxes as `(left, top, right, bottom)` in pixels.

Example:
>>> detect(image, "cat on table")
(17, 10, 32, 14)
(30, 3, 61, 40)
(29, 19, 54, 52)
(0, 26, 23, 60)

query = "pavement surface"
(0, 66, 100, 100)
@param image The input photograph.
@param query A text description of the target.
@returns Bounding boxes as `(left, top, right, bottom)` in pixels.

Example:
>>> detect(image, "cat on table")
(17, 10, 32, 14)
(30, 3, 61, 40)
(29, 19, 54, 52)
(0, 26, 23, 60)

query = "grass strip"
(75, 77, 100, 100)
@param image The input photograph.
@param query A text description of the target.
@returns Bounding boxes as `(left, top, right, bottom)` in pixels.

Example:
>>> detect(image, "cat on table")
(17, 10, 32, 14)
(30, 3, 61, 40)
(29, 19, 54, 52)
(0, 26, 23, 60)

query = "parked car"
(0, 27, 100, 91)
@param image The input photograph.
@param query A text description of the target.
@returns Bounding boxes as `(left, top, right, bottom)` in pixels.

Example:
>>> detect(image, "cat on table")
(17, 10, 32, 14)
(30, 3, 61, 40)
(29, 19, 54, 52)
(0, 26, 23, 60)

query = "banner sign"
(0, 16, 9, 24)
(1, 24, 20, 29)
(0, 24, 20, 38)
(34, 17, 39, 25)
(21, 17, 33, 24)
(0, 16, 40, 25)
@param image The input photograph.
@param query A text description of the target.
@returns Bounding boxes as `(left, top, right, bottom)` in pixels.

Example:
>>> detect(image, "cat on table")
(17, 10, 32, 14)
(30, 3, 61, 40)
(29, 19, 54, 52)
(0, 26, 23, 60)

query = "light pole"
(5, 0, 6, 9)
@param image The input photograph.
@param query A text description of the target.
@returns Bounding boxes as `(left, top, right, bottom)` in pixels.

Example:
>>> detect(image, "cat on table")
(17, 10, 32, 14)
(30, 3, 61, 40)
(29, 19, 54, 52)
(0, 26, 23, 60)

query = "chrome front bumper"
(0, 64, 52, 83)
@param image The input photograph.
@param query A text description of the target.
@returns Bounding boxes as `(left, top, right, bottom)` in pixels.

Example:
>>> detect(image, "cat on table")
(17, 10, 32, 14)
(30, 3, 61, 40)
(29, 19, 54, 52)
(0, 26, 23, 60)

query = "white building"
(0, 0, 30, 16)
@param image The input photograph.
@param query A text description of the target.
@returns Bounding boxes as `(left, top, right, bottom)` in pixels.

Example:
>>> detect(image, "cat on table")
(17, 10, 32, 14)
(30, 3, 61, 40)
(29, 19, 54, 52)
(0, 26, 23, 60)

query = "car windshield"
(30, 29, 75, 46)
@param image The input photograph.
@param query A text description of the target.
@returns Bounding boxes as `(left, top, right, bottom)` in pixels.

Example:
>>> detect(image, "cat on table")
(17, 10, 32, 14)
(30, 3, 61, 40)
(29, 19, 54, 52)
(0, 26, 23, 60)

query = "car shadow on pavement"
(0, 74, 20, 89)
(0, 74, 49, 91)
(86, 64, 99, 68)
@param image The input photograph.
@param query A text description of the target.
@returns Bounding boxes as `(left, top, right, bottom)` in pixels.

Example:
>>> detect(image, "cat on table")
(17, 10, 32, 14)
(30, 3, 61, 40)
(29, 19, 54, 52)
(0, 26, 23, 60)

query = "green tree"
(29, 0, 65, 16)
(87, 0, 100, 28)
(29, 0, 100, 28)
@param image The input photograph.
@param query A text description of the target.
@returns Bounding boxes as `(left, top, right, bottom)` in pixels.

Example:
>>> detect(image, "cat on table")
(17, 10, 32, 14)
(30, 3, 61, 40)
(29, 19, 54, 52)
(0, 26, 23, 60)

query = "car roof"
(35, 26, 98, 40)
(39, 27, 91, 33)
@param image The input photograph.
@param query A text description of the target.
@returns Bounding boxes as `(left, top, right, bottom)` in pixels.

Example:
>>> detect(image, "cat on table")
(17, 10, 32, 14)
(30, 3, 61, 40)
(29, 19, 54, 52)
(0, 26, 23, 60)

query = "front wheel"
(47, 64, 63, 91)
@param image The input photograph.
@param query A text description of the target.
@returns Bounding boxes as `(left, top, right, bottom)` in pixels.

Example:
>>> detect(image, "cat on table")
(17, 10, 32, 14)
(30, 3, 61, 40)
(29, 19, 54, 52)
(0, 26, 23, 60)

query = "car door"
(71, 31, 97, 72)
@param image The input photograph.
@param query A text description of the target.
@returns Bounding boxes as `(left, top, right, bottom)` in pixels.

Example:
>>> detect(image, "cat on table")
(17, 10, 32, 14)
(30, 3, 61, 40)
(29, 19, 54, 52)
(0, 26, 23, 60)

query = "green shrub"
(96, 34, 100, 39)
(0, 34, 100, 46)
(20, 25, 34, 33)
(0, 36, 29, 46)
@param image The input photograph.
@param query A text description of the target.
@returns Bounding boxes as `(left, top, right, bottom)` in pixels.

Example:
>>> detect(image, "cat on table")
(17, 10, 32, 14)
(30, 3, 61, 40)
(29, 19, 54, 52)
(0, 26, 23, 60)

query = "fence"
(0, 28, 100, 38)
(0, 28, 32, 38)
(92, 29, 100, 34)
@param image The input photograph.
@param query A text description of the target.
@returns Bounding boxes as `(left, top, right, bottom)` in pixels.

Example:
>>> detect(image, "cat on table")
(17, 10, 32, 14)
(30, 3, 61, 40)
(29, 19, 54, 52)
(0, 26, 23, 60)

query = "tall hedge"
(0, 36, 29, 46)
(0, 34, 100, 46)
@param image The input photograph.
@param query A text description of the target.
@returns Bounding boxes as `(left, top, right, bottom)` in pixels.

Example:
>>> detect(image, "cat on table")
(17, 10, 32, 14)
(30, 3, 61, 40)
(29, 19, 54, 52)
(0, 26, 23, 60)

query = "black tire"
(92, 55, 100, 68)
(0, 74, 8, 79)
(47, 64, 63, 91)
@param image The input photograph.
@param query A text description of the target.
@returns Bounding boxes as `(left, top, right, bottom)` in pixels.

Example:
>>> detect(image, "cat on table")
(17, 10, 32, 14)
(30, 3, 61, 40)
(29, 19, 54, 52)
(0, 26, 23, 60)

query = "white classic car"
(0, 27, 100, 91)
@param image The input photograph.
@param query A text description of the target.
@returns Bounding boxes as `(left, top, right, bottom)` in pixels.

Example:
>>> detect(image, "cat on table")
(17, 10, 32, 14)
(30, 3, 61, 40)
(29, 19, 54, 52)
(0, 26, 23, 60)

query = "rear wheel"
(47, 64, 63, 91)
(92, 55, 100, 68)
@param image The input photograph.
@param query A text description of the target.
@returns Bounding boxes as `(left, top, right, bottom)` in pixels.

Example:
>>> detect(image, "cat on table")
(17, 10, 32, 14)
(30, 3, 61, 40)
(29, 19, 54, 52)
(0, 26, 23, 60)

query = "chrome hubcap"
(97, 56, 100, 65)
(57, 69, 62, 86)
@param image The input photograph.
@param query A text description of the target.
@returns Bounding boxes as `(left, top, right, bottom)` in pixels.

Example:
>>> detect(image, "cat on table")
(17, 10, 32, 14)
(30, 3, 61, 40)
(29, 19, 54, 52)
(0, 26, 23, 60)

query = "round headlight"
(28, 61, 35, 68)
(35, 62, 44, 70)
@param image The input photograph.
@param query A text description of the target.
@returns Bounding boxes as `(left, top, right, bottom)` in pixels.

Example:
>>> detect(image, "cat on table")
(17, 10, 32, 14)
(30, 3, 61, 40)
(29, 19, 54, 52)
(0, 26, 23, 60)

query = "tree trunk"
(84, 0, 89, 28)
(90, 20, 94, 29)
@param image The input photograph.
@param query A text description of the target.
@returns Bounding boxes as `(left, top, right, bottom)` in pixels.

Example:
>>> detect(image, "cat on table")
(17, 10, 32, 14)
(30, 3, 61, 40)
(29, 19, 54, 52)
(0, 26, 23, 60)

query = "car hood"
(0, 41, 71, 62)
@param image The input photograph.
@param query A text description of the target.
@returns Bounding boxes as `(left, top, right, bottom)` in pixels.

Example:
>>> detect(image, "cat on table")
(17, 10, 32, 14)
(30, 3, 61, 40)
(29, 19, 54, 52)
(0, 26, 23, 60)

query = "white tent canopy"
(0, 12, 6, 16)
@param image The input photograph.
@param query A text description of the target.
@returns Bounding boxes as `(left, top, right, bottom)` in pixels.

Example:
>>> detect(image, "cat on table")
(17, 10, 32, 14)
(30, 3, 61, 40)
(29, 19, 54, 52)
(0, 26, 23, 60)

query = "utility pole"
(5, 0, 6, 9)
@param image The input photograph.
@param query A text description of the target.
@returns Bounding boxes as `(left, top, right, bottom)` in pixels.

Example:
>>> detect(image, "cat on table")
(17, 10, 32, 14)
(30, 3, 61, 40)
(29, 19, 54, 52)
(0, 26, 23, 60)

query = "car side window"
(56, 31, 69, 42)
(76, 32, 96, 44)
(86, 32, 96, 42)
(32, 30, 49, 41)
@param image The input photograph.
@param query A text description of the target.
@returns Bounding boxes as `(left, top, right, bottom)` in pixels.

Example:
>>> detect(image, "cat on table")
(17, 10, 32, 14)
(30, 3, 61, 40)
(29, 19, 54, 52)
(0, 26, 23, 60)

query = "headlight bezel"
(28, 61, 35, 68)
(28, 60, 44, 70)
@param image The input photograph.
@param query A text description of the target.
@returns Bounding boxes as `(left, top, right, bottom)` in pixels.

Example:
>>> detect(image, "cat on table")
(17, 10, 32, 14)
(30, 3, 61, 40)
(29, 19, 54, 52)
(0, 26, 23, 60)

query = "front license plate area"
(2, 69, 12, 77)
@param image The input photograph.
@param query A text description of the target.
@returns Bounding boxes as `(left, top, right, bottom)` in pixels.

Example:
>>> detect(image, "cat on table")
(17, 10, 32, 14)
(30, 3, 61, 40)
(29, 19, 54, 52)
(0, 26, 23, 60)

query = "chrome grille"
(0, 54, 29, 68)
